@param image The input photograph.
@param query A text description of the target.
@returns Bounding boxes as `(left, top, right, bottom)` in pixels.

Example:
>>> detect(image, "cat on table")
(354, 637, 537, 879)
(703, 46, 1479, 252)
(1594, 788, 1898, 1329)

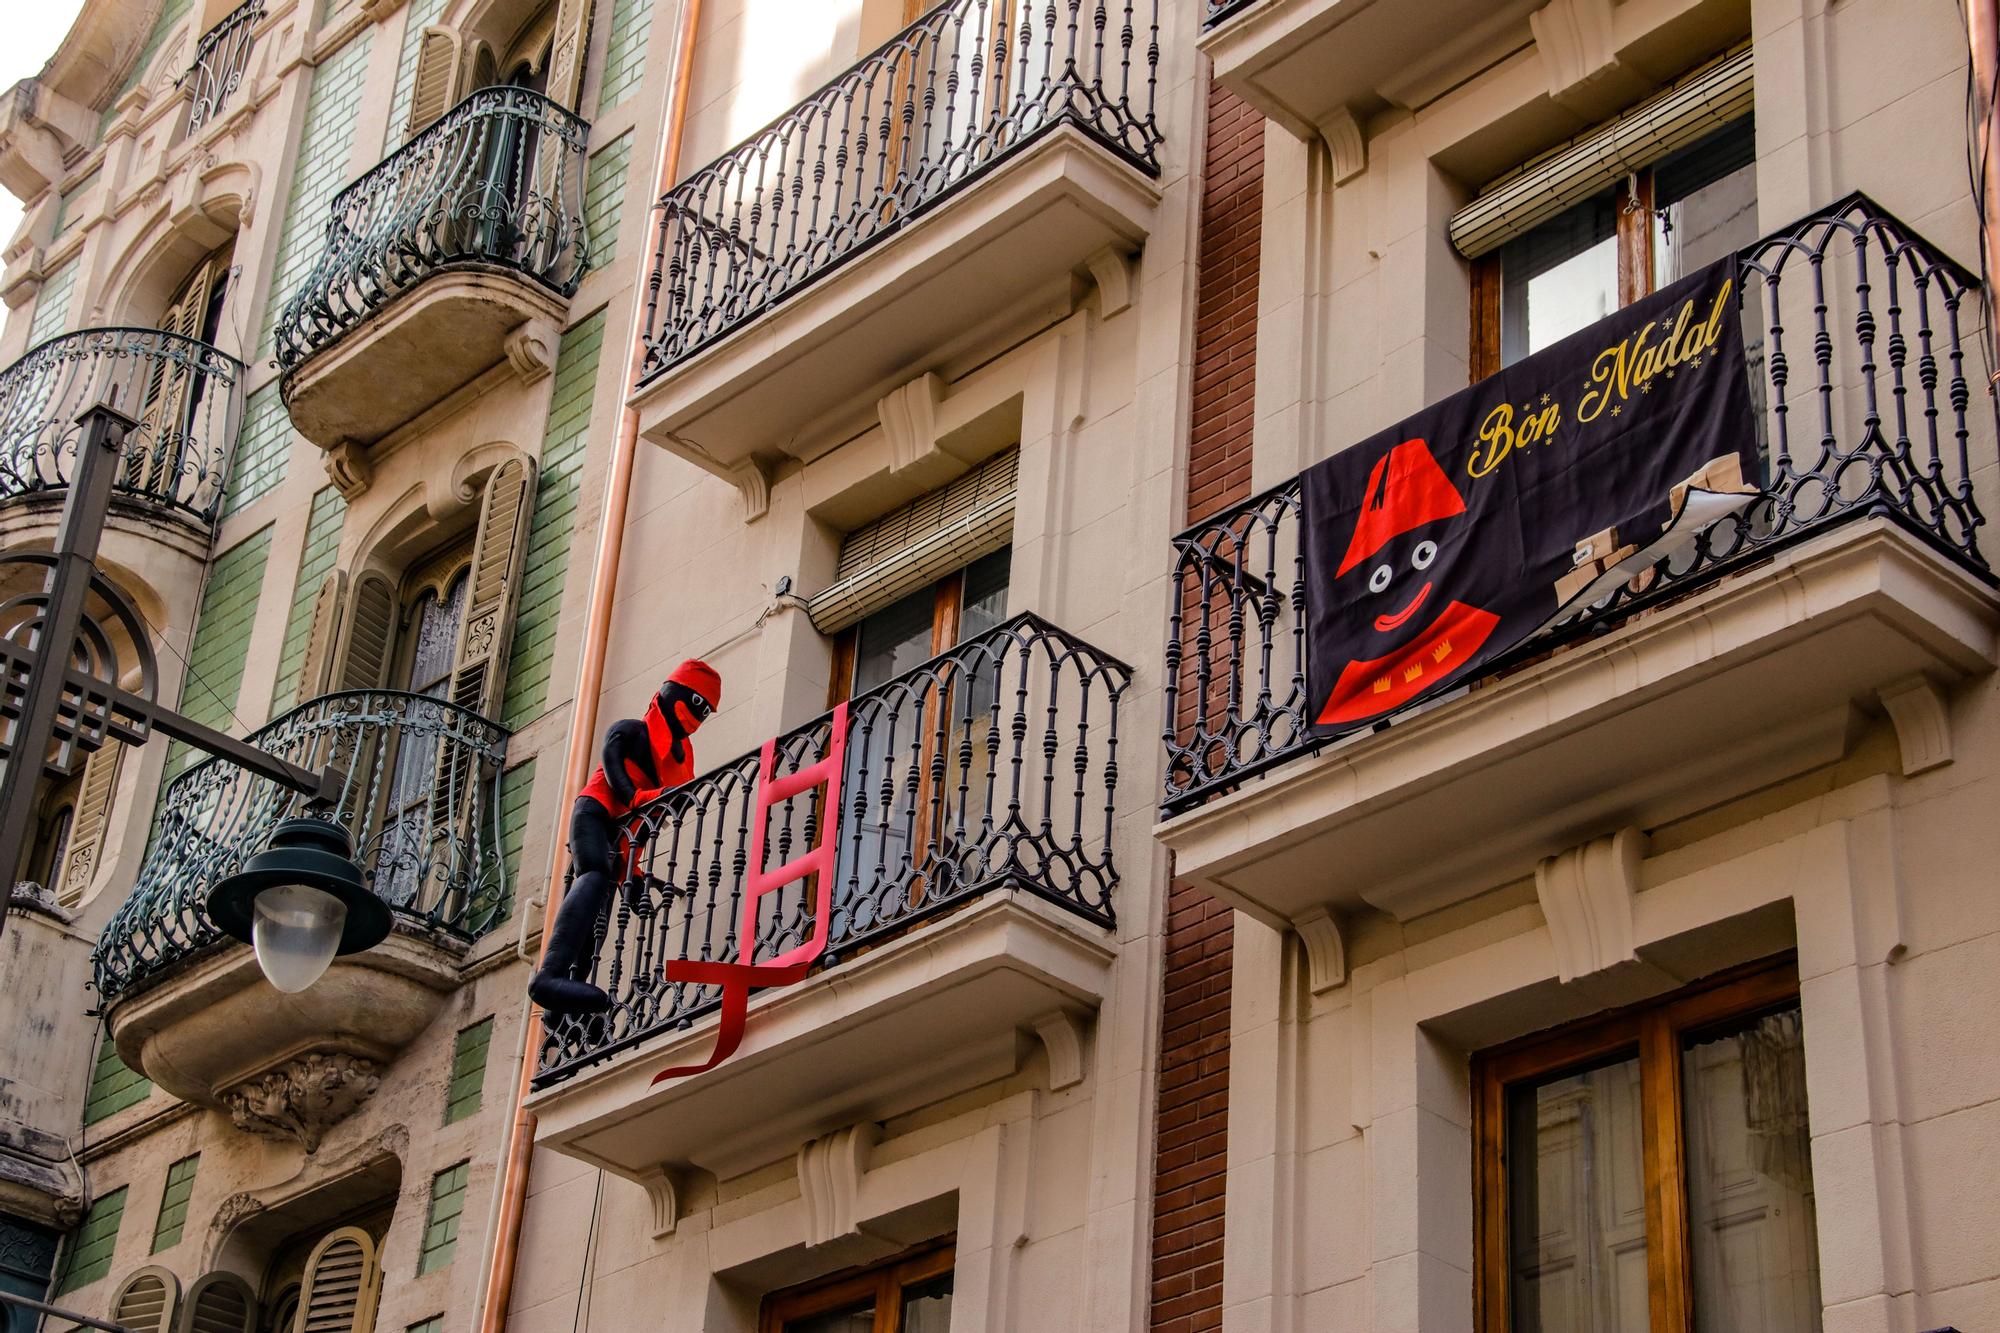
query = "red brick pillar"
(1151, 77, 1263, 1333)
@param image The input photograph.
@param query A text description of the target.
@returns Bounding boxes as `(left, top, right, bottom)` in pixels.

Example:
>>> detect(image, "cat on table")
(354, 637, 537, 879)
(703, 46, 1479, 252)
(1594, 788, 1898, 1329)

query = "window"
(0, 1213, 60, 1333)
(417, 1162, 470, 1274)
(56, 1186, 126, 1294)
(84, 1031, 151, 1125)
(151, 1154, 200, 1252)
(444, 1018, 493, 1124)
(1474, 959, 1821, 1332)
(760, 1243, 954, 1333)
(1470, 110, 1756, 376)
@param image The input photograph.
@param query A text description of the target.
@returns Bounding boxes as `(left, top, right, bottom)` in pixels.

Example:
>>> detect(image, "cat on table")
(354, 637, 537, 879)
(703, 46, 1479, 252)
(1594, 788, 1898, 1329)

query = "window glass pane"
(853, 584, 939, 695)
(956, 548, 1011, 644)
(899, 1273, 954, 1333)
(1653, 118, 1759, 288)
(1499, 190, 1619, 366)
(1682, 1005, 1822, 1333)
(782, 1300, 875, 1333)
(1505, 1055, 1650, 1332)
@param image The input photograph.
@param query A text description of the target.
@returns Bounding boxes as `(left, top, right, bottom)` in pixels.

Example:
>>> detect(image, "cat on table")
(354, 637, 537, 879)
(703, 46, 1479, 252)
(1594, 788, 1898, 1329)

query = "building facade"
(0, 0, 1991, 1331)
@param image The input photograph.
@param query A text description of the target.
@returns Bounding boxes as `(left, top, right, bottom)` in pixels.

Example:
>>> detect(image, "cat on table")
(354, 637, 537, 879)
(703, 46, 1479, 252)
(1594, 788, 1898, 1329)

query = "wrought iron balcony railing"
(636, 0, 1163, 380)
(92, 690, 511, 1001)
(0, 328, 244, 528)
(1162, 193, 1992, 816)
(533, 612, 1130, 1086)
(272, 87, 590, 370)
(179, 0, 264, 137)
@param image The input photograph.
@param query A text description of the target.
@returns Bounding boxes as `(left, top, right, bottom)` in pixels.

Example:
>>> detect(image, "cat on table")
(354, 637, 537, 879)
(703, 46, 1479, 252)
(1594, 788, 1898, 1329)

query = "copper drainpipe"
(476, 1, 703, 1326)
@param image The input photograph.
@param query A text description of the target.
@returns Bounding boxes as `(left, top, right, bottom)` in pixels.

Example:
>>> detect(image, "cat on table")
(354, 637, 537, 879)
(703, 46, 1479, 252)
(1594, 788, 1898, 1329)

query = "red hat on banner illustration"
(1336, 438, 1468, 576)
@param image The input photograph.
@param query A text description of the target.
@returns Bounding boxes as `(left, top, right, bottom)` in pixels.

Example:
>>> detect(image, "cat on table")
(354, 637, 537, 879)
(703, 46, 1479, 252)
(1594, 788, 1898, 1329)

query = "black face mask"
(656, 682, 712, 759)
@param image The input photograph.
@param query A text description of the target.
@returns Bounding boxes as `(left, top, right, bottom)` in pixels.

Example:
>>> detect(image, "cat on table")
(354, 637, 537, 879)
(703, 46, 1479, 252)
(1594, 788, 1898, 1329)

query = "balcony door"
(134, 242, 233, 500)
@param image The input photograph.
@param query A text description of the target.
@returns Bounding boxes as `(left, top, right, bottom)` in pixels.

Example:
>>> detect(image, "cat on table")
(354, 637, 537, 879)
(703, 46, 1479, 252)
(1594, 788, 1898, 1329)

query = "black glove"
(600, 718, 659, 808)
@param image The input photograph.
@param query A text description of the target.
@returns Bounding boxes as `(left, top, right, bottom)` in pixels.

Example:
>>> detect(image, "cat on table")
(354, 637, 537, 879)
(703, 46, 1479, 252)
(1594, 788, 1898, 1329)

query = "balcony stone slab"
(105, 926, 464, 1149)
(631, 126, 1158, 489)
(528, 891, 1115, 1184)
(280, 268, 567, 453)
(1157, 520, 2000, 931)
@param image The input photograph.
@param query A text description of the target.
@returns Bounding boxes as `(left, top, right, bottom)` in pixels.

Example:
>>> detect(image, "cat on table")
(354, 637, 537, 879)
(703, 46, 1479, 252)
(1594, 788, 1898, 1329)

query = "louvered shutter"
(295, 1227, 379, 1333)
(295, 570, 349, 706)
(405, 28, 463, 138)
(110, 1266, 180, 1333)
(135, 255, 221, 493)
(59, 740, 122, 905)
(806, 450, 1019, 632)
(178, 1272, 258, 1333)
(542, 0, 596, 111)
(445, 459, 534, 721)
(333, 572, 397, 691)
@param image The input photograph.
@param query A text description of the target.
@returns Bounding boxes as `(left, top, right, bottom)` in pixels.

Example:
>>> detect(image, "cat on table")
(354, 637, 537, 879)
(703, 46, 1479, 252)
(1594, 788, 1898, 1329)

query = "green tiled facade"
(150, 1155, 199, 1253)
(83, 1032, 150, 1126)
(417, 1162, 470, 1274)
(258, 34, 373, 359)
(55, 1187, 125, 1294)
(383, 0, 450, 149)
(26, 259, 78, 347)
(497, 758, 536, 921)
(502, 313, 604, 729)
(445, 1019, 493, 1124)
(224, 383, 294, 518)
(584, 134, 633, 269)
(597, 0, 653, 110)
(159, 527, 273, 791)
(270, 486, 348, 708)
(54, 170, 98, 237)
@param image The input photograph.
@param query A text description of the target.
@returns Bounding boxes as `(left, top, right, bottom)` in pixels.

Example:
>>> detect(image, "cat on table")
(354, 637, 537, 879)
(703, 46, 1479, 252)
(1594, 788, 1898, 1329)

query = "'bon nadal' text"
(1464, 277, 1736, 480)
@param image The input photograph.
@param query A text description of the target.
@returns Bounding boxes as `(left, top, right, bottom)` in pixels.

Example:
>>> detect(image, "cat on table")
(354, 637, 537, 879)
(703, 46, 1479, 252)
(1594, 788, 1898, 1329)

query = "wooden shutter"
(333, 571, 397, 692)
(295, 570, 349, 706)
(445, 459, 535, 721)
(178, 1272, 258, 1333)
(295, 1227, 380, 1333)
(59, 740, 122, 905)
(135, 250, 226, 492)
(406, 27, 464, 138)
(543, 0, 596, 111)
(111, 1266, 181, 1333)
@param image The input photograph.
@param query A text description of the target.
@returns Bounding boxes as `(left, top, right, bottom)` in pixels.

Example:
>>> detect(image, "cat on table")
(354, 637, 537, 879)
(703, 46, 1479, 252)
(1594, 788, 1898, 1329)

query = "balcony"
(91, 691, 508, 1145)
(275, 88, 589, 452)
(178, 0, 265, 139)
(528, 614, 1128, 1181)
(0, 327, 243, 536)
(631, 0, 1163, 485)
(1158, 196, 1999, 929)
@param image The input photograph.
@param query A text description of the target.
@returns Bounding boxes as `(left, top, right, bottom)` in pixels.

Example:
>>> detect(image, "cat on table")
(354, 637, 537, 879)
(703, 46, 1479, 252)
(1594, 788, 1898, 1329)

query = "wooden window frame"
(759, 1239, 955, 1333)
(1472, 954, 1805, 1333)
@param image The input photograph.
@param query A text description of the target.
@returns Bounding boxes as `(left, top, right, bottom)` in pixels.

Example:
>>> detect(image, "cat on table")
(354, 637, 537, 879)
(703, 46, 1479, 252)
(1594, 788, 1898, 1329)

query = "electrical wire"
(569, 1169, 605, 1333)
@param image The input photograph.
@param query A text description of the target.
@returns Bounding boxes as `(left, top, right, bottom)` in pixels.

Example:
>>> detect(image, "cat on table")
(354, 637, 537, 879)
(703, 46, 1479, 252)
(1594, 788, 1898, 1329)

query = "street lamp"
(0, 404, 378, 992)
(206, 818, 389, 992)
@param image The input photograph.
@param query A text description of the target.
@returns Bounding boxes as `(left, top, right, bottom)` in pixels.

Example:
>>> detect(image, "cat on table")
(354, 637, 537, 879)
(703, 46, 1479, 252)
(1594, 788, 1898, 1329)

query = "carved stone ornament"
(221, 1053, 382, 1151)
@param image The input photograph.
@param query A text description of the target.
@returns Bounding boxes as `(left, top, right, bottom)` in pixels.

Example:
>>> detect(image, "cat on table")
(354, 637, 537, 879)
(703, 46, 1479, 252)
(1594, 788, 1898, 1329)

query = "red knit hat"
(665, 659, 722, 708)
(1336, 438, 1467, 576)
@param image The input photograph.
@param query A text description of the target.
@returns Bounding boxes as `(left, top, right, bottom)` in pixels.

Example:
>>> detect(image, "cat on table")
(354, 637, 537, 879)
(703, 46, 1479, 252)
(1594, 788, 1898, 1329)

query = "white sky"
(0, 0, 92, 253)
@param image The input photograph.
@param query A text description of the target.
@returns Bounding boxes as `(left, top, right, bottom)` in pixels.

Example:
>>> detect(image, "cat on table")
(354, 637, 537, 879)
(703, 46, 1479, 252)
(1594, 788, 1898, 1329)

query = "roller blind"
(1449, 45, 1753, 260)
(807, 450, 1018, 633)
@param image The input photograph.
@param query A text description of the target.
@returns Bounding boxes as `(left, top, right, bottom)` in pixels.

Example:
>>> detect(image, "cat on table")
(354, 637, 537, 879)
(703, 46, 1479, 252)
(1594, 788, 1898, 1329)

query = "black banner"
(1302, 256, 1759, 735)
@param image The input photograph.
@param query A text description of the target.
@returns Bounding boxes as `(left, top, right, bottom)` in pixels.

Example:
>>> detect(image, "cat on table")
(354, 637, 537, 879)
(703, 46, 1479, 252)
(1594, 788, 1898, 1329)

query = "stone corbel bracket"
(1314, 106, 1366, 186)
(324, 438, 373, 499)
(1535, 826, 1647, 984)
(636, 1166, 683, 1239)
(878, 371, 947, 475)
(502, 317, 559, 384)
(219, 1053, 382, 1152)
(1879, 675, 1953, 775)
(729, 457, 771, 523)
(1028, 1009, 1088, 1091)
(1294, 907, 1347, 993)
(797, 1122, 881, 1247)
(1084, 246, 1137, 318)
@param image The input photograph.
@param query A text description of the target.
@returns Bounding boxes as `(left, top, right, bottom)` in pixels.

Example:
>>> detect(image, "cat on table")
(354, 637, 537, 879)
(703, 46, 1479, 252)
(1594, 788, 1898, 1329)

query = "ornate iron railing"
(92, 690, 511, 1000)
(534, 612, 1130, 1085)
(0, 328, 244, 528)
(636, 0, 1163, 379)
(179, 0, 264, 136)
(272, 87, 590, 370)
(1162, 193, 1992, 816)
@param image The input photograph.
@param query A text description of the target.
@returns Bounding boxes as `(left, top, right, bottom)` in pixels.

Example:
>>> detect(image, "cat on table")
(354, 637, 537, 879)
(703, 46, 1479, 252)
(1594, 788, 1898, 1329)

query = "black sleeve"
(601, 719, 659, 806)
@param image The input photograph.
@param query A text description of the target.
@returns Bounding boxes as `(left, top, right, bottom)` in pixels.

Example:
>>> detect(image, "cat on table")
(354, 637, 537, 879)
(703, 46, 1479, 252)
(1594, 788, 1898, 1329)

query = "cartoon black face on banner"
(1312, 436, 1507, 726)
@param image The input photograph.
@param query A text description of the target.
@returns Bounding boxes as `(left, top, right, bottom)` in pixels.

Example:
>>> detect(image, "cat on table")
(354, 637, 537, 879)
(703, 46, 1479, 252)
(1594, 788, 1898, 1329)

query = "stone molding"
(221, 1053, 383, 1151)
(1535, 827, 1645, 984)
(797, 1123, 879, 1247)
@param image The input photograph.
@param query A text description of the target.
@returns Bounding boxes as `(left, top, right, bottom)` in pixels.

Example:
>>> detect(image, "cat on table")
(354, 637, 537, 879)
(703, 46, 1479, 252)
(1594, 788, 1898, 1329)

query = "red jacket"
(578, 695, 696, 818)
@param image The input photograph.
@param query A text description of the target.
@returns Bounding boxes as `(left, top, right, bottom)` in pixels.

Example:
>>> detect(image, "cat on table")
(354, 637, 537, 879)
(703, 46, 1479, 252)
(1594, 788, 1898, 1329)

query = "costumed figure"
(528, 659, 722, 1015)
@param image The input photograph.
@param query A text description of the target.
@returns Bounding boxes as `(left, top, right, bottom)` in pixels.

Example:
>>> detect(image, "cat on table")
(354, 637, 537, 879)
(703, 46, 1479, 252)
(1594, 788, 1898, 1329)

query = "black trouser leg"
(528, 798, 623, 1015)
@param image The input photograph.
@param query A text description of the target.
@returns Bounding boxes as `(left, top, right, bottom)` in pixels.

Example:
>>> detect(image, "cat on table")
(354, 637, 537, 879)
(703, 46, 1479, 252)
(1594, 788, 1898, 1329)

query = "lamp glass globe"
(250, 883, 348, 993)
